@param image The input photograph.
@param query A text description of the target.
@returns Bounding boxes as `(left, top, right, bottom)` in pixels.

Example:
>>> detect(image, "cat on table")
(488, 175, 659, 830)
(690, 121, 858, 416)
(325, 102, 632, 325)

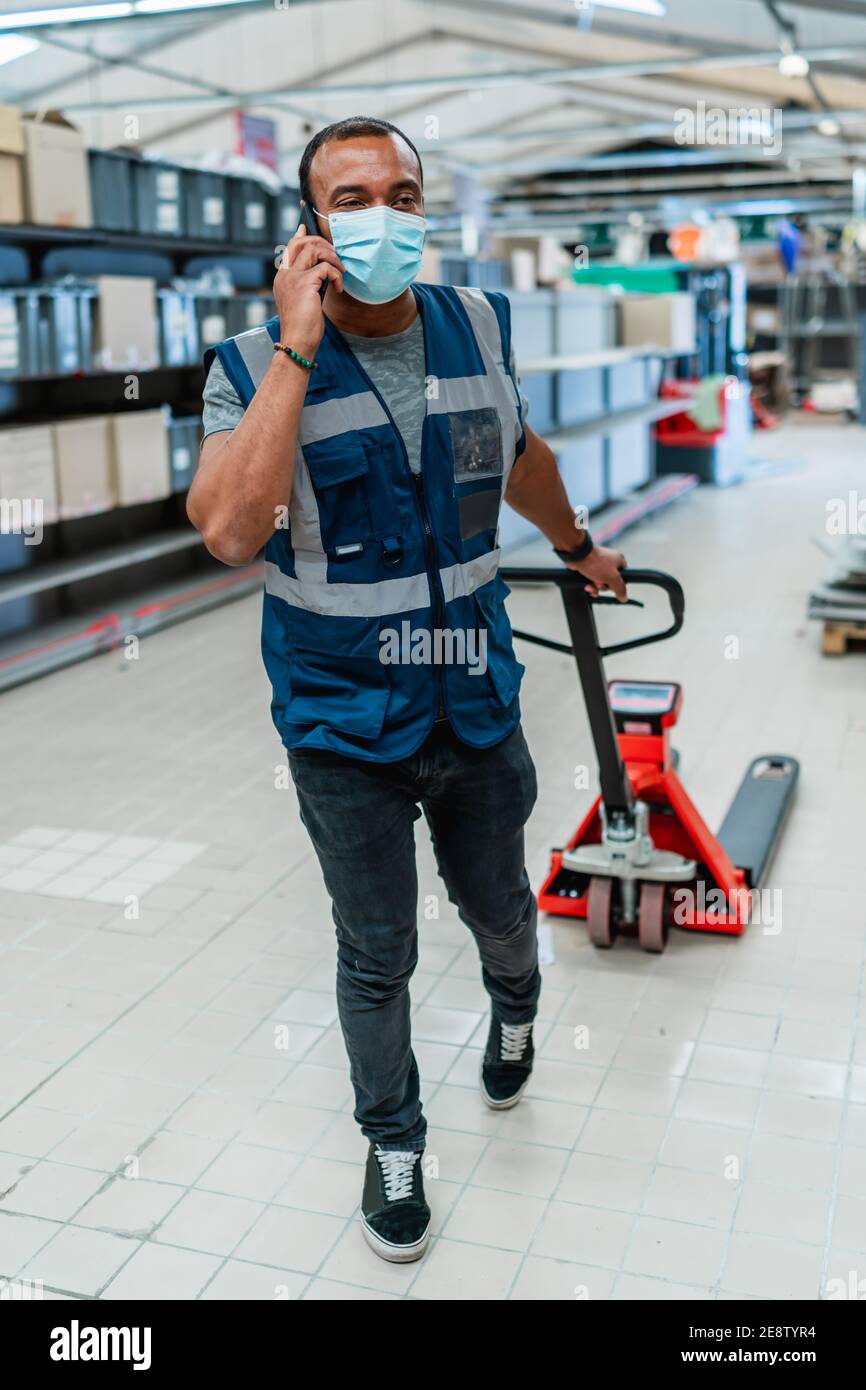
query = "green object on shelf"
(572, 262, 681, 294)
(736, 214, 773, 243)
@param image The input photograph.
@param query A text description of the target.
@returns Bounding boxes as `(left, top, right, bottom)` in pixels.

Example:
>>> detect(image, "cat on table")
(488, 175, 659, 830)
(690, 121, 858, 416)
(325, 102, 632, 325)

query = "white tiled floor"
(0, 418, 864, 1300)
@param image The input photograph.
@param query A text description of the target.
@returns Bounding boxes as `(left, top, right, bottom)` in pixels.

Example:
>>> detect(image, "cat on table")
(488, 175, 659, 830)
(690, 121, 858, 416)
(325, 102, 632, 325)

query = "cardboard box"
(22, 110, 92, 227)
(0, 424, 58, 527)
(0, 105, 25, 224)
(52, 416, 114, 518)
(93, 276, 158, 369)
(109, 409, 171, 506)
(619, 292, 696, 354)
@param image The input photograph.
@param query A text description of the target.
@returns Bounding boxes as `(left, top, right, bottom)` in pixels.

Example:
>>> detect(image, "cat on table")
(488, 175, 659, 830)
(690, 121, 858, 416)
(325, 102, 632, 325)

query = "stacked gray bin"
(40, 286, 94, 375)
(499, 286, 660, 535)
(226, 294, 272, 338)
(195, 296, 232, 351)
(184, 170, 229, 241)
(0, 534, 35, 640)
(555, 291, 615, 428)
(158, 289, 200, 367)
(506, 289, 556, 435)
(605, 355, 651, 498)
(228, 177, 274, 245)
(193, 294, 272, 348)
(0, 291, 37, 375)
(133, 158, 185, 238)
(274, 187, 300, 247)
(168, 415, 203, 492)
(556, 438, 607, 514)
(0, 285, 95, 376)
(89, 150, 136, 233)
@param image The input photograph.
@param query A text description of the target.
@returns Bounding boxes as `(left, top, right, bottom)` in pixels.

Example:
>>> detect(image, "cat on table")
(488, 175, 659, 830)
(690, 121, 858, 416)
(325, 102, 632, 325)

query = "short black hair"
(298, 117, 423, 207)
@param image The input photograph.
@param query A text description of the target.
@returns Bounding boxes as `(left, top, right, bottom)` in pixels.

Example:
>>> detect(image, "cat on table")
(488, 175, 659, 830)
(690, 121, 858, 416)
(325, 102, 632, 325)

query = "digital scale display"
(609, 681, 679, 714)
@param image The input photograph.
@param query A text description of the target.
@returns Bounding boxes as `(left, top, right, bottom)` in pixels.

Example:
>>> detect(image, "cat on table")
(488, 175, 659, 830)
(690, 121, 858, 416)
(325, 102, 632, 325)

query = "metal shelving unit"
(0, 562, 264, 692)
(0, 221, 276, 264)
(543, 395, 695, 448)
(0, 529, 205, 604)
(0, 207, 277, 684)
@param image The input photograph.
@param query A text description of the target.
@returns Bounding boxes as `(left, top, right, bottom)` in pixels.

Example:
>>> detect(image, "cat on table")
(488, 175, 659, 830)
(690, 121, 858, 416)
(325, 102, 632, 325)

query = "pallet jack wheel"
(638, 881, 667, 953)
(587, 876, 615, 948)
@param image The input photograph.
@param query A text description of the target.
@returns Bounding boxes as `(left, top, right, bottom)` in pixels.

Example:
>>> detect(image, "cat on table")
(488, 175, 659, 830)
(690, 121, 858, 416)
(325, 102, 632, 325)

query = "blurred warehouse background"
(1, 0, 866, 674)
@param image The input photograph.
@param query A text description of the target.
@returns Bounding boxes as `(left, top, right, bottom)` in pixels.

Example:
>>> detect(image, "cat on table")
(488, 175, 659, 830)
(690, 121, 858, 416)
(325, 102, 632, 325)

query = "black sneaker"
(361, 1144, 431, 1263)
(480, 1016, 534, 1109)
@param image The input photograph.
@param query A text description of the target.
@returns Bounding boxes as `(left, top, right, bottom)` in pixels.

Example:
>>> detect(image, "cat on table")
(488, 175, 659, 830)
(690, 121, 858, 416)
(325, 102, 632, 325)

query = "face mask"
(316, 204, 426, 305)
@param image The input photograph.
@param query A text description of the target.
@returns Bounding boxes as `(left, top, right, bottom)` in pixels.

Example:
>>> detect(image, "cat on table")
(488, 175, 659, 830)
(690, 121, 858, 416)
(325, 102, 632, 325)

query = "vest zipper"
(412, 472, 445, 632)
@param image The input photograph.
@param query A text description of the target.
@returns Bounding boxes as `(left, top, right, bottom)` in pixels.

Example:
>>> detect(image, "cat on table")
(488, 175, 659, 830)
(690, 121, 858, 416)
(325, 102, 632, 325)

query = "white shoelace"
(375, 1147, 420, 1202)
(500, 1021, 533, 1062)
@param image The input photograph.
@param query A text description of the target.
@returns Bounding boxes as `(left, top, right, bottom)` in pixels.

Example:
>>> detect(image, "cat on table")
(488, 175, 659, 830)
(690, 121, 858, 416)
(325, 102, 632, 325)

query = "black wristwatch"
(553, 530, 594, 564)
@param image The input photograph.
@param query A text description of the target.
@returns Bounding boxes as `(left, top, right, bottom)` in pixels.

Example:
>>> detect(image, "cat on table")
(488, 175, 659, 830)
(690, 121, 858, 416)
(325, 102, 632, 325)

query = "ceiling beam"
(137, 29, 434, 149)
(421, 108, 866, 150)
(56, 41, 866, 114)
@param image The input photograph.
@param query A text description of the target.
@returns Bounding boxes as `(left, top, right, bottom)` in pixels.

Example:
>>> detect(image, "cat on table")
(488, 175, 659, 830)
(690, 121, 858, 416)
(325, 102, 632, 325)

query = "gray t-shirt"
(201, 312, 528, 471)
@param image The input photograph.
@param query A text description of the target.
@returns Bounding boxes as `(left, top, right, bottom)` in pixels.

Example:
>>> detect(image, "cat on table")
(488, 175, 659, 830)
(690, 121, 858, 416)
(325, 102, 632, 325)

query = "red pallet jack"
(502, 566, 799, 952)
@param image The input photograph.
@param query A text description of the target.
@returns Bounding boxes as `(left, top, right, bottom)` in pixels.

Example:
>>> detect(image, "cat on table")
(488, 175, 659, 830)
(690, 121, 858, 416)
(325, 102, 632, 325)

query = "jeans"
(287, 721, 540, 1152)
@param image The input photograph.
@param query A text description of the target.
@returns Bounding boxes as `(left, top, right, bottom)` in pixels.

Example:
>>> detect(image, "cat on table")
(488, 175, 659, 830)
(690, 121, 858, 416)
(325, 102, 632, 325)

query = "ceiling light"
(0, 0, 260, 29)
(0, 33, 40, 64)
(778, 41, 809, 78)
(575, 0, 666, 13)
(135, 0, 251, 10)
(817, 117, 841, 136)
(0, 4, 133, 29)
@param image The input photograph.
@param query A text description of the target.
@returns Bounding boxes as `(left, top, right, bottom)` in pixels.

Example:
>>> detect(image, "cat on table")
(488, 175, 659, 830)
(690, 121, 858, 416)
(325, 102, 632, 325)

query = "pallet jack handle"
(501, 566, 685, 657)
(500, 565, 685, 820)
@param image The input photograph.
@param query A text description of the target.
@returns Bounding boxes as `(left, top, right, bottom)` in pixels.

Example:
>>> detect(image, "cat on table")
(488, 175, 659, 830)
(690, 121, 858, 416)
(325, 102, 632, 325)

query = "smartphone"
(299, 202, 327, 300)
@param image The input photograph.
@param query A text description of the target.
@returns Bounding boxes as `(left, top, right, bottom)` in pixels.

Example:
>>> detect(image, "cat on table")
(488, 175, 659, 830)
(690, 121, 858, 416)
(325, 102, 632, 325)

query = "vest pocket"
(302, 437, 375, 553)
(448, 406, 504, 483)
(287, 611, 390, 739)
(473, 574, 525, 707)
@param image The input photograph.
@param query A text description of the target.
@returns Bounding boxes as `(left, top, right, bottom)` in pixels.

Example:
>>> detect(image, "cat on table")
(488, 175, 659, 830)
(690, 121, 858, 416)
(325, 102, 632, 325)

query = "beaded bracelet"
(274, 343, 317, 371)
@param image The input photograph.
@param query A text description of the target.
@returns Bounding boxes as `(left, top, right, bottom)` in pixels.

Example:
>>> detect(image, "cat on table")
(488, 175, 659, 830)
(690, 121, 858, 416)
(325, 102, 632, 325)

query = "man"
(188, 116, 627, 1264)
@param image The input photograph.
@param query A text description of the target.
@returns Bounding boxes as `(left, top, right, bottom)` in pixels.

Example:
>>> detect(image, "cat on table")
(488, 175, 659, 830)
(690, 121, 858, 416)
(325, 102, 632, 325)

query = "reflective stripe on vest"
(451, 286, 523, 505)
(264, 547, 501, 618)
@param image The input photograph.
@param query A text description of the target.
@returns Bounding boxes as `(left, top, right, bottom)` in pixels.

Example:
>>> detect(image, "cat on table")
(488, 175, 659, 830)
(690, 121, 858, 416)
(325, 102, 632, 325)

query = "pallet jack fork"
(501, 566, 799, 952)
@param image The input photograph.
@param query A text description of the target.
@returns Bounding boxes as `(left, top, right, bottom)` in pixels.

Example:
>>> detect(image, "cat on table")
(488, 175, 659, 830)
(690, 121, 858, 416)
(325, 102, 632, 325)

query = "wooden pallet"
(822, 619, 866, 655)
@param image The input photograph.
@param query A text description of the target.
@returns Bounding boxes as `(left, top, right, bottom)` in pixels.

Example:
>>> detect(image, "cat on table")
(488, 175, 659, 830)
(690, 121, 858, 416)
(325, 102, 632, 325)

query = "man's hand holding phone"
(274, 216, 344, 361)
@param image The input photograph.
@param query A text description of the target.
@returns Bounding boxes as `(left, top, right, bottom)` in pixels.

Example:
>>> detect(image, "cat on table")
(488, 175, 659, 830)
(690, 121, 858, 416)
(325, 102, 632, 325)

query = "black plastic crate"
(132, 158, 186, 238)
(228, 176, 274, 245)
(89, 150, 136, 233)
(184, 169, 229, 242)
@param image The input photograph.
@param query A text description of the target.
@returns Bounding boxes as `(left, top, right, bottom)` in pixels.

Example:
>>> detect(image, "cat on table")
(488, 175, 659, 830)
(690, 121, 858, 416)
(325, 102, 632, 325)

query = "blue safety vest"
(210, 282, 526, 762)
